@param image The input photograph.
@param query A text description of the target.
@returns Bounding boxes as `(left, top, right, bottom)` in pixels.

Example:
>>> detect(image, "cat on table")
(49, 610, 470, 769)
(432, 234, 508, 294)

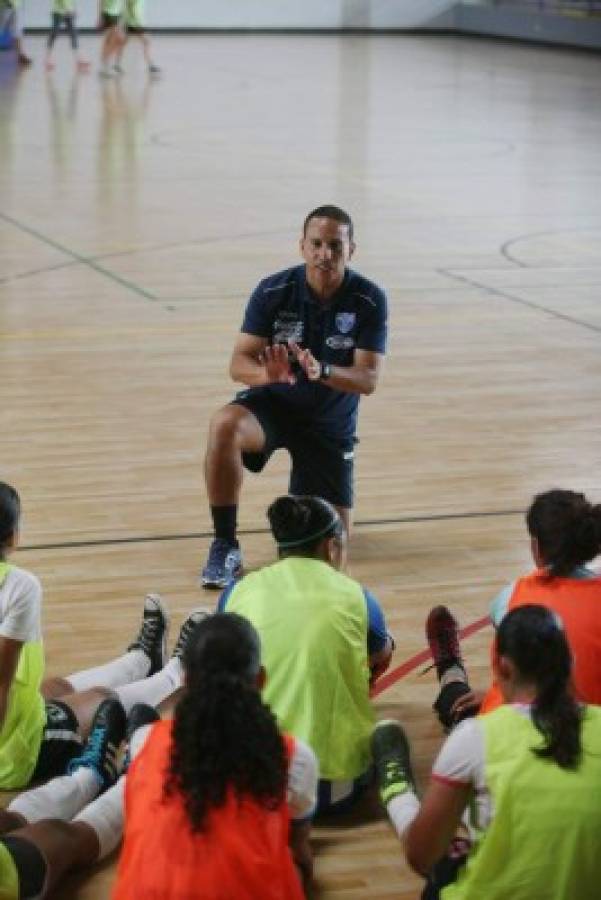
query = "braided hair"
(497, 605, 582, 769)
(164, 613, 287, 831)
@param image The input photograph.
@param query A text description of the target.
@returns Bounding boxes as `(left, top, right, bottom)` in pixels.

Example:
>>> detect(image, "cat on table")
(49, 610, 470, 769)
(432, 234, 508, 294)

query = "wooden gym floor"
(1, 31, 600, 898)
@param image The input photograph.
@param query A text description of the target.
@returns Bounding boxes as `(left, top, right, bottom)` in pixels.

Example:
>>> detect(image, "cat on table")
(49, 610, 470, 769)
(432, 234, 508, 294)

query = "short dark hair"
(303, 205, 354, 242)
(0, 482, 20, 549)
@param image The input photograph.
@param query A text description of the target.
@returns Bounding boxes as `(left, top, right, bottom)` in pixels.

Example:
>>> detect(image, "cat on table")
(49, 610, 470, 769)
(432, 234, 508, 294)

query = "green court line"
(0, 211, 158, 303)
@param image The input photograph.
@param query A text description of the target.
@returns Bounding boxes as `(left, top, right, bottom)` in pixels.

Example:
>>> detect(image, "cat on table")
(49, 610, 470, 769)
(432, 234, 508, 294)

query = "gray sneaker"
(172, 608, 211, 660)
(127, 594, 169, 676)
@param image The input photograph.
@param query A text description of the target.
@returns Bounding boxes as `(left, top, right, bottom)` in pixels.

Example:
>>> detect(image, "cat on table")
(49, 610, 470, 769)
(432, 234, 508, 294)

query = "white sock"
(441, 664, 468, 689)
(66, 649, 149, 693)
(386, 790, 421, 839)
(8, 768, 99, 824)
(114, 657, 182, 714)
(74, 776, 125, 859)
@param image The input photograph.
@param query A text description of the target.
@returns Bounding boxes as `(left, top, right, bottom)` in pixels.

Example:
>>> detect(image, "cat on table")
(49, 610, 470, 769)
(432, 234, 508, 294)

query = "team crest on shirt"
(335, 312, 356, 334)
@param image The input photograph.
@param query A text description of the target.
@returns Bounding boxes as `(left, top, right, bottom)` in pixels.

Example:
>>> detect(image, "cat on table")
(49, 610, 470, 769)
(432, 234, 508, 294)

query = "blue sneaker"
(200, 538, 243, 589)
(67, 698, 126, 789)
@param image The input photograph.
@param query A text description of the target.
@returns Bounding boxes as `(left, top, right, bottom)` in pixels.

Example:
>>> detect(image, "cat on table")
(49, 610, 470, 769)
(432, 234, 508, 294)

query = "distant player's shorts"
(0, 5, 22, 40)
(125, 23, 145, 34)
(232, 388, 356, 509)
(32, 700, 82, 781)
(100, 12, 120, 29)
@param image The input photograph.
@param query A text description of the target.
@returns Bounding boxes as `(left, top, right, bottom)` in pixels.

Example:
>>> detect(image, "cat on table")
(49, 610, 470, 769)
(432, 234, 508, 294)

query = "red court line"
(370, 615, 491, 698)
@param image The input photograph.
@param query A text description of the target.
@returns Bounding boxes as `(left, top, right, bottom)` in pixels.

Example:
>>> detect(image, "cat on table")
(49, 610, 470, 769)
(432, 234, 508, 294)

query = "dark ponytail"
(267, 494, 343, 556)
(164, 613, 287, 831)
(526, 489, 601, 577)
(0, 482, 20, 553)
(497, 605, 582, 769)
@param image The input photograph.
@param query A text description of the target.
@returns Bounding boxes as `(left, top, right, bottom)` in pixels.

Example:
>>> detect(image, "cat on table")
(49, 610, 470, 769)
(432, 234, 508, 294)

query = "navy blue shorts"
(232, 389, 356, 509)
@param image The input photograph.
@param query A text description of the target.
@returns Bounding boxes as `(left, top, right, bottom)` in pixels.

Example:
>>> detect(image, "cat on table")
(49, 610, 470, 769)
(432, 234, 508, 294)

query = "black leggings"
(433, 680, 477, 731)
(47, 13, 78, 49)
(2, 836, 47, 899)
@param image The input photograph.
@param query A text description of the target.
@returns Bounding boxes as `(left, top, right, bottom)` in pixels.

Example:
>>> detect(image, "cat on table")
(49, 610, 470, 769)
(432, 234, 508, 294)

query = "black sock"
(211, 505, 238, 545)
(433, 681, 474, 730)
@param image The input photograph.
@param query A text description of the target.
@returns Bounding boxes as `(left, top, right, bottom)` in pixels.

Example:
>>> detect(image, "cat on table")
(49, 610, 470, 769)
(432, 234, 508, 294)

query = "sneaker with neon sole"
(371, 719, 417, 805)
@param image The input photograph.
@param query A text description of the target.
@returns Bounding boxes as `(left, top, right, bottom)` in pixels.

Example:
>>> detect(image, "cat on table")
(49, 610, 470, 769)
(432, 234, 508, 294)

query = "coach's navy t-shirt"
(240, 265, 387, 441)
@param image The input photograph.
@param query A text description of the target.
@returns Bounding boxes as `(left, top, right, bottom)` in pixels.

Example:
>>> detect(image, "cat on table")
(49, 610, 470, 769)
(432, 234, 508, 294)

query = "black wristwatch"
(319, 361, 332, 381)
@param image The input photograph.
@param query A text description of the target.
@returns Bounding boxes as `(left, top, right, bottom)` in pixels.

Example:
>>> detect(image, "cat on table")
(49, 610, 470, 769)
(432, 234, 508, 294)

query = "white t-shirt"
(432, 704, 533, 835)
(0, 565, 42, 643)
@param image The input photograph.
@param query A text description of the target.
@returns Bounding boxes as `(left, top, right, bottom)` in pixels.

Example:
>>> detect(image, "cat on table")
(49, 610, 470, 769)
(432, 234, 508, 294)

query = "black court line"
(439, 267, 601, 336)
(17, 508, 523, 553)
(0, 228, 292, 290)
(0, 212, 158, 303)
(501, 226, 601, 269)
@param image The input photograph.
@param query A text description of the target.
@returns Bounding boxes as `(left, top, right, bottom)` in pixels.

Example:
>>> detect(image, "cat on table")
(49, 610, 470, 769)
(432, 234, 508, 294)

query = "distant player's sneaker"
(112, 62, 124, 74)
(172, 608, 211, 660)
(67, 698, 126, 789)
(371, 719, 416, 805)
(200, 539, 242, 589)
(425, 605, 464, 680)
(123, 703, 160, 771)
(148, 63, 161, 76)
(17, 53, 33, 67)
(98, 65, 114, 78)
(127, 594, 169, 676)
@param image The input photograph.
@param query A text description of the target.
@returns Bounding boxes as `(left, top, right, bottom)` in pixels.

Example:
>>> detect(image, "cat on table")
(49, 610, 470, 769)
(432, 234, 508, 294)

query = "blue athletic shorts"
(232, 389, 356, 509)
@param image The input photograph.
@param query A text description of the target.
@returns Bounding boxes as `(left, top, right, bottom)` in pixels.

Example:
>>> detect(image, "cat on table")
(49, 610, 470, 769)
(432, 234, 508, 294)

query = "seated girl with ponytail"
(431, 488, 601, 727)
(374, 605, 601, 900)
(113, 612, 318, 898)
(218, 494, 394, 815)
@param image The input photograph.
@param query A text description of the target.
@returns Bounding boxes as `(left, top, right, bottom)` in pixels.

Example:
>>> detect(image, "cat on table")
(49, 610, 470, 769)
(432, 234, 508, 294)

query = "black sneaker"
(127, 594, 169, 676)
(67, 698, 126, 789)
(371, 719, 416, 805)
(425, 605, 465, 680)
(172, 608, 211, 661)
(200, 539, 243, 589)
(123, 703, 160, 771)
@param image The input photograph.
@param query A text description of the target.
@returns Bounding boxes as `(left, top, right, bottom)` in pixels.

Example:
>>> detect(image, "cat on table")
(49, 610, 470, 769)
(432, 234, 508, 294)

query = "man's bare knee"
(207, 405, 264, 455)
